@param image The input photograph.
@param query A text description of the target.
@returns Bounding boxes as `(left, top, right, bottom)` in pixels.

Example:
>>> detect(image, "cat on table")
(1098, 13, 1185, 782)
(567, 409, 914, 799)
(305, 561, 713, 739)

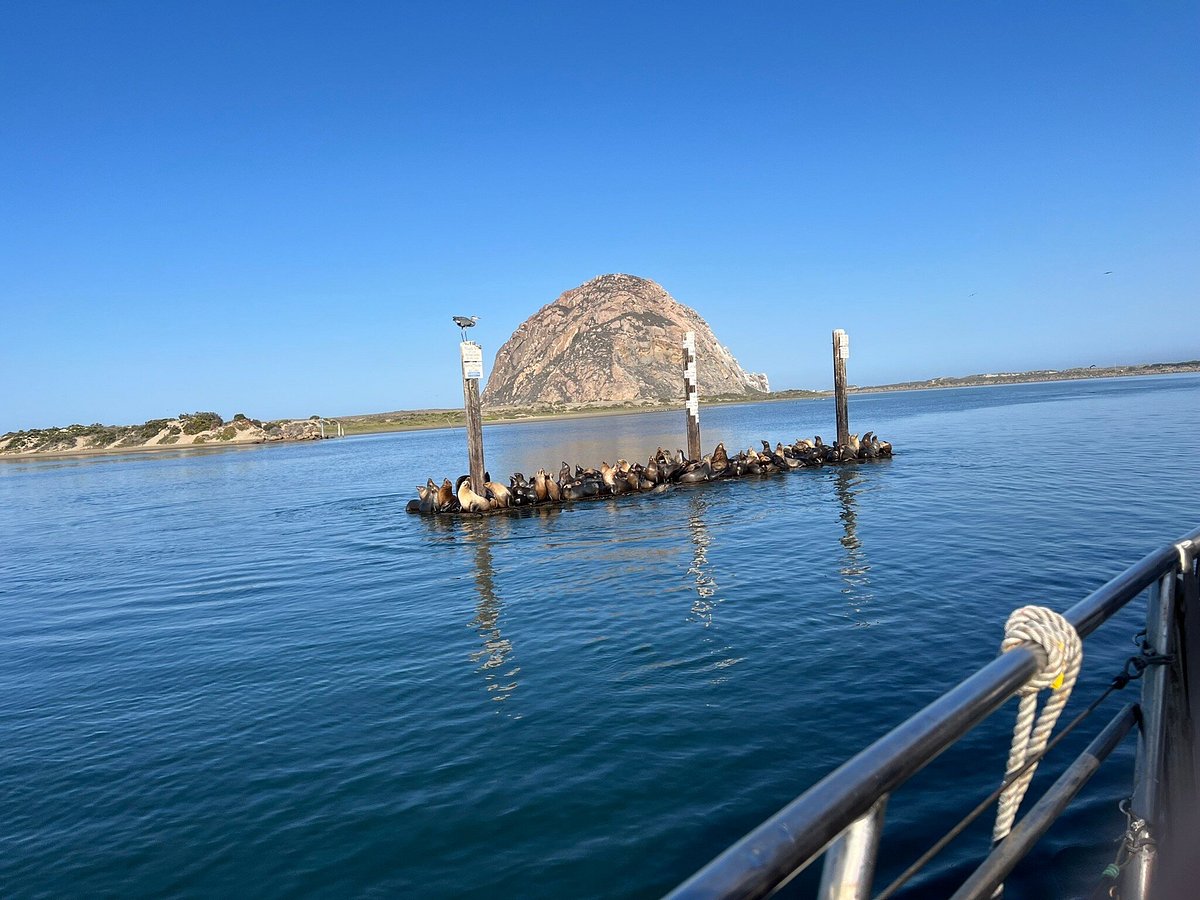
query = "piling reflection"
(684, 494, 743, 681)
(833, 467, 874, 623)
(686, 494, 720, 627)
(459, 517, 520, 704)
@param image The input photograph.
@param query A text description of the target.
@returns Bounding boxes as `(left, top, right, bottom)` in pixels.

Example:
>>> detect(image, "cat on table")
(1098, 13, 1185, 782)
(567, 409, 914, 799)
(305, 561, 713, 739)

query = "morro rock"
(483, 274, 769, 407)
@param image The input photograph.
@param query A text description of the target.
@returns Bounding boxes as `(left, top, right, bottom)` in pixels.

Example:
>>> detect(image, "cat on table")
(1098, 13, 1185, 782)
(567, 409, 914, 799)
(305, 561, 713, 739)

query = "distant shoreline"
(846, 361, 1200, 395)
(0, 441, 270, 462)
(4, 363, 1197, 461)
(340, 361, 1200, 435)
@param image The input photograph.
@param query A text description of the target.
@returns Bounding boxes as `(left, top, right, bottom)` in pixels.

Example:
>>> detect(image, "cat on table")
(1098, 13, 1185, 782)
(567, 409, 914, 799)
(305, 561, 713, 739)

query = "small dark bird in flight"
(1104, 271, 1113, 275)
(969, 292, 977, 297)
(453, 315, 479, 339)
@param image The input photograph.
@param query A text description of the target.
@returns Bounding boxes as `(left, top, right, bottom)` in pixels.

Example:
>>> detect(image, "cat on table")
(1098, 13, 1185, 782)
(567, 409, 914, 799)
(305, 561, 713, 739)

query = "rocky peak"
(483, 274, 768, 408)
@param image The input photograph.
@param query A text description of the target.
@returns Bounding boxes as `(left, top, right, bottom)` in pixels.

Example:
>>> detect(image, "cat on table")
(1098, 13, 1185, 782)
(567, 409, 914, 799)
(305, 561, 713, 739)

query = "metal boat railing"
(667, 527, 1200, 900)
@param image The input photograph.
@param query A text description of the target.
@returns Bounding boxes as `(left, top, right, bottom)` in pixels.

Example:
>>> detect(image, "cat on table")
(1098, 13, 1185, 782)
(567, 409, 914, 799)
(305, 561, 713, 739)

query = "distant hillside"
(1, 412, 329, 456)
(483, 274, 768, 408)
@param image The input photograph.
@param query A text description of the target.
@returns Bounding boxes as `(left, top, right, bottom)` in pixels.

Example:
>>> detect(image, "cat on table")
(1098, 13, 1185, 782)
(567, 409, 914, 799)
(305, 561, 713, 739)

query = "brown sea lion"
(533, 469, 550, 502)
(711, 442, 729, 475)
(600, 461, 625, 495)
(435, 478, 455, 511)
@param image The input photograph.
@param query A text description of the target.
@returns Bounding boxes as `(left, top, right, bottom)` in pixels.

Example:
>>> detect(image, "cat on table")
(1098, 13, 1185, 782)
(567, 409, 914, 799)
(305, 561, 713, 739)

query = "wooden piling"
(460, 341, 486, 494)
(833, 329, 850, 447)
(683, 331, 701, 460)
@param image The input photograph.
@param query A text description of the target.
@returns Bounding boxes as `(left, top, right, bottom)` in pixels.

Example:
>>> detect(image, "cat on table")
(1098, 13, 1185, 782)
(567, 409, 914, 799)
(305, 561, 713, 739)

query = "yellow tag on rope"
(1051, 672, 1065, 690)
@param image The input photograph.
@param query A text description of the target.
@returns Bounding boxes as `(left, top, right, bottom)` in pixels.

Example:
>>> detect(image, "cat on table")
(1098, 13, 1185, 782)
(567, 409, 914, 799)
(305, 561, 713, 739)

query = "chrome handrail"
(667, 527, 1200, 899)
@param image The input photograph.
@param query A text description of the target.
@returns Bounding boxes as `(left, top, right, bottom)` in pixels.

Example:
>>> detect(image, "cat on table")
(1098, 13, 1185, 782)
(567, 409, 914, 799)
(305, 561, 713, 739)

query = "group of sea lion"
(407, 432, 893, 516)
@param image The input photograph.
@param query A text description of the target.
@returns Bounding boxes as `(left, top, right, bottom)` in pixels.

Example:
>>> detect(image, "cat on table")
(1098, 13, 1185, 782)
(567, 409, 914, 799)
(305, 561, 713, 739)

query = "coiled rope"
(992, 605, 1083, 846)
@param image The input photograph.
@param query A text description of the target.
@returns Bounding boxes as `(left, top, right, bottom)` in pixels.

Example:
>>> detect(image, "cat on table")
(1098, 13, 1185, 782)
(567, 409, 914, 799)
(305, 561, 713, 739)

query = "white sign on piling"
(835, 329, 850, 359)
(460, 341, 483, 381)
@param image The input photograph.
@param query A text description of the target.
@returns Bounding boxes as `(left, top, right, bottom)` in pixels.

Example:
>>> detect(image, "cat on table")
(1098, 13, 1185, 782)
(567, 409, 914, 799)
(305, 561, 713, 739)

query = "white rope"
(992, 605, 1083, 846)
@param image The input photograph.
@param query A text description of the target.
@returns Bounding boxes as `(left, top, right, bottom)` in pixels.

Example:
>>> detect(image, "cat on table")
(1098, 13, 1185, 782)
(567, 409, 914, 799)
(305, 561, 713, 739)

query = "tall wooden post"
(683, 331, 701, 460)
(460, 340, 486, 494)
(833, 328, 850, 447)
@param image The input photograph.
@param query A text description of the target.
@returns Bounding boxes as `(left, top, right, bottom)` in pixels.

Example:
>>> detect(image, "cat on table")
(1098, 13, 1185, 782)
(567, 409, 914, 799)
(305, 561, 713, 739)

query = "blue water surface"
(2, 375, 1198, 898)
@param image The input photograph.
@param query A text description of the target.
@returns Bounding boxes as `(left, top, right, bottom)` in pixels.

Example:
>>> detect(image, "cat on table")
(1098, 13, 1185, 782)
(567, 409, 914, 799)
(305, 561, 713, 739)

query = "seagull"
(453, 315, 479, 340)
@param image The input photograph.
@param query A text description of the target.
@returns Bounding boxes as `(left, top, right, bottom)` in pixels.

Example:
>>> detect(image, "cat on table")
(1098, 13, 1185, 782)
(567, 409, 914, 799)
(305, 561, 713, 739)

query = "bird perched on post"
(453, 315, 479, 341)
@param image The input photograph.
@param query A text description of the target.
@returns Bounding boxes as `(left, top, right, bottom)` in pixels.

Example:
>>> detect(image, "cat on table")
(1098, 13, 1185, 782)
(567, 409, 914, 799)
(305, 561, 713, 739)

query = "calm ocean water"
(3, 375, 1199, 898)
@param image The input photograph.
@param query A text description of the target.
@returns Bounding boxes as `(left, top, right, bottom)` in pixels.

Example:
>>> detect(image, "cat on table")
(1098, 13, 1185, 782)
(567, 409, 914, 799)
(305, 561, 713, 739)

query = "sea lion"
(777, 451, 803, 470)
(436, 478, 456, 511)
(616, 463, 641, 492)
(456, 474, 491, 513)
(544, 469, 562, 501)
(561, 475, 599, 500)
(417, 479, 438, 515)
(482, 480, 511, 508)
(753, 450, 778, 473)
(600, 461, 625, 495)
(509, 473, 536, 506)
(533, 469, 550, 502)
(655, 449, 678, 482)
(710, 442, 729, 476)
(797, 448, 822, 467)
(645, 456, 660, 484)
(676, 458, 711, 483)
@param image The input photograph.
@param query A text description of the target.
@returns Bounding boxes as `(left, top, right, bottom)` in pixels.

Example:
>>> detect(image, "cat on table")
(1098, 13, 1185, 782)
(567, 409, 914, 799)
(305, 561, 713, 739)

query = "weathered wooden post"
(683, 330, 701, 460)
(833, 328, 850, 447)
(460, 339, 486, 494)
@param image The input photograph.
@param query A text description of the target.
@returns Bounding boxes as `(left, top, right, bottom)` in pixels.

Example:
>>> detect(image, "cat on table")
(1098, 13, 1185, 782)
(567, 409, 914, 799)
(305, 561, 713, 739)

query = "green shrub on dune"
(180, 412, 224, 435)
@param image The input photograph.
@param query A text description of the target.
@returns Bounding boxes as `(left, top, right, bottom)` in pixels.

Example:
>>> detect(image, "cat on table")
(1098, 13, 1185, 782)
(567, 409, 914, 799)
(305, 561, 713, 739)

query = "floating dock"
(407, 432, 893, 516)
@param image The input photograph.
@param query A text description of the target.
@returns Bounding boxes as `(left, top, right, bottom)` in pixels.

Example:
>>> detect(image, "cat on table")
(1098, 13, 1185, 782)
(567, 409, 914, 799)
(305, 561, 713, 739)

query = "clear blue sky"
(2, 1, 1197, 431)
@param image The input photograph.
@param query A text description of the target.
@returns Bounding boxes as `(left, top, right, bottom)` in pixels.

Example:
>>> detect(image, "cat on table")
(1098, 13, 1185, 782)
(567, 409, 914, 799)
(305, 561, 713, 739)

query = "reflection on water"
(683, 494, 744, 683)
(834, 468, 874, 625)
(686, 495, 720, 627)
(460, 518, 519, 705)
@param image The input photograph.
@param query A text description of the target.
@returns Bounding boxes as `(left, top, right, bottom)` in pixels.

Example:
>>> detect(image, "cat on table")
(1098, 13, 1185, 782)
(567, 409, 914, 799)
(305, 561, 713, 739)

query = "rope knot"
(992, 605, 1084, 851)
(1001, 605, 1081, 695)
